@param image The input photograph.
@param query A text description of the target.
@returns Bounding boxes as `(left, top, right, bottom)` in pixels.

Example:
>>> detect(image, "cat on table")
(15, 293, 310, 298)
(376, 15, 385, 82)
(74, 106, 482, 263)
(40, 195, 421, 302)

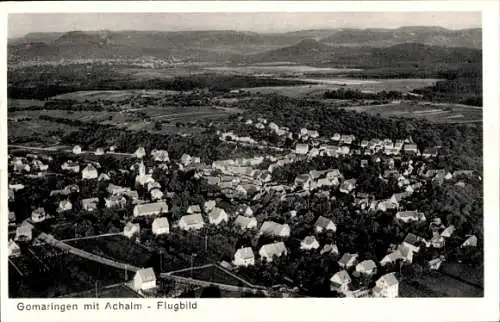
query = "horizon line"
(9, 24, 482, 39)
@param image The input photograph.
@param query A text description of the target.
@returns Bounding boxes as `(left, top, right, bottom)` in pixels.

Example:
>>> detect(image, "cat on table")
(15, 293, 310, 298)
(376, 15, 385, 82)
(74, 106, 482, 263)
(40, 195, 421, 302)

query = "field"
(241, 78, 441, 99)
(7, 119, 77, 145)
(67, 235, 153, 268)
(400, 272, 483, 297)
(173, 264, 252, 287)
(9, 245, 127, 298)
(8, 98, 45, 108)
(204, 65, 363, 75)
(51, 89, 181, 102)
(343, 101, 482, 124)
(62, 283, 142, 298)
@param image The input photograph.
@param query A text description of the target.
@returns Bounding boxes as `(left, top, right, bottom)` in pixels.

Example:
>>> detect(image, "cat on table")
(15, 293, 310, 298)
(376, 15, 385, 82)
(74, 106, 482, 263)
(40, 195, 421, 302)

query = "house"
(397, 244, 414, 263)
(15, 224, 33, 242)
(372, 273, 399, 298)
(380, 251, 404, 267)
(330, 270, 352, 294)
(31, 207, 47, 223)
(57, 200, 73, 213)
(294, 174, 312, 190)
(150, 188, 164, 201)
(133, 201, 169, 217)
(308, 148, 320, 158)
(152, 217, 170, 235)
(422, 147, 439, 158)
(441, 225, 455, 238)
(9, 211, 16, 224)
(9, 240, 21, 257)
(178, 213, 205, 231)
(203, 200, 217, 213)
(234, 215, 258, 230)
(187, 204, 202, 214)
(61, 161, 80, 173)
(428, 257, 445, 270)
(259, 242, 287, 262)
(82, 198, 99, 212)
(403, 144, 418, 154)
(206, 176, 221, 186)
(300, 236, 320, 250)
(95, 148, 105, 156)
(73, 145, 82, 154)
(98, 173, 110, 181)
(82, 164, 98, 180)
(395, 211, 426, 223)
(340, 134, 355, 145)
(326, 169, 342, 180)
(151, 149, 170, 162)
(320, 243, 339, 256)
(107, 184, 130, 195)
(402, 233, 422, 253)
(295, 143, 309, 155)
(135, 147, 146, 159)
(355, 260, 377, 276)
(331, 133, 341, 141)
(208, 207, 228, 225)
(461, 235, 478, 248)
(123, 222, 140, 238)
(133, 268, 156, 291)
(259, 221, 291, 238)
(314, 216, 336, 233)
(338, 253, 359, 269)
(339, 179, 356, 194)
(233, 247, 255, 267)
(146, 181, 161, 192)
(181, 153, 192, 167)
(105, 195, 127, 209)
(360, 140, 369, 148)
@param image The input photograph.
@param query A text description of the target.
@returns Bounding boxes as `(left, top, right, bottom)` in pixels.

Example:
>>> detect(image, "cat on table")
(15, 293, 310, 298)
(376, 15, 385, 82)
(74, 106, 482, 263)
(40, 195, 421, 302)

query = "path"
(9, 145, 135, 157)
(35, 231, 140, 273)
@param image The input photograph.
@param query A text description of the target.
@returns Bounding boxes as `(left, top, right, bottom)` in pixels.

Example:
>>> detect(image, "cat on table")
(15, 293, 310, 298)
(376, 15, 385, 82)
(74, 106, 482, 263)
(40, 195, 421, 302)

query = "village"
(7, 111, 482, 298)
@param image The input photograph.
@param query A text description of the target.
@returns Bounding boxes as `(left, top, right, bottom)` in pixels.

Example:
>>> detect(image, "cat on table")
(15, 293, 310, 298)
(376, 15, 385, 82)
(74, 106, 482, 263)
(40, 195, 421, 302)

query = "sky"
(8, 12, 481, 38)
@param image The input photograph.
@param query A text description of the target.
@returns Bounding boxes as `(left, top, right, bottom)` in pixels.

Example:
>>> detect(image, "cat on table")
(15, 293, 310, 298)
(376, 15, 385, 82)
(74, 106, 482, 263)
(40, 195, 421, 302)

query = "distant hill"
(8, 27, 481, 62)
(320, 26, 482, 49)
(242, 40, 482, 70)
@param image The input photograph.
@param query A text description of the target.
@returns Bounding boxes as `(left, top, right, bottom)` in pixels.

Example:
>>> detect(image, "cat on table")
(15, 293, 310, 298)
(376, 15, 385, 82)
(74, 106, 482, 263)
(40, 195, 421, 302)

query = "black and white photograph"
(2, 2, 499, 320)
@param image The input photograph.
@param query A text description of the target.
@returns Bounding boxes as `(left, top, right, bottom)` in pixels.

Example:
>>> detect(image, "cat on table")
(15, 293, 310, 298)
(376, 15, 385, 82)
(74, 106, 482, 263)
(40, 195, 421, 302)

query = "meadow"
(343, 101, 482, 124)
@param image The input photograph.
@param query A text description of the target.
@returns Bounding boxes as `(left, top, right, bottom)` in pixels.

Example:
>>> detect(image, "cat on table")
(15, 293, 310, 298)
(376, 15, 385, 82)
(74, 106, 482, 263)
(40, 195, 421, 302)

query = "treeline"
(8, 63, 310, 99)
(323, 88, 403, 100)
(242, 95, 483, 172)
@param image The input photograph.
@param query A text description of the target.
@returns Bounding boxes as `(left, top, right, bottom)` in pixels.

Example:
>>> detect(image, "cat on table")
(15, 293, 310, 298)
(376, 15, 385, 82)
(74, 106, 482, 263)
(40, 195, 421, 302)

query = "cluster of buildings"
(7, 117, 480, 298)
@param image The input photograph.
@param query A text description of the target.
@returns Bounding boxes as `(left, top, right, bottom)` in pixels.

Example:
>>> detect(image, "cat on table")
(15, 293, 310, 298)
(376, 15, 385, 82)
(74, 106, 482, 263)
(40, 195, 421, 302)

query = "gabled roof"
(83, 164, 97, 172)
(136, 267, 156, 283)
(330, 270, 351, 284)
(234, 215, 256, 228)
(356, 260, 377, 272)
(338, 253, 358, 266)
(134, 201, 168, 215)
(235, 247, 254, 259)
(208, 207, 227, 220)
(376, 273, 398, 287)
(404, 233, 420, 246)
(180, 213, 204, 226)
(260, 242, 287, 257)
(260, 221, 288, 236)
(315, 216, 334, 228)
(152, 217, 169, 229)
(187, 205, 201, 213)
(302, 236, 318, 246)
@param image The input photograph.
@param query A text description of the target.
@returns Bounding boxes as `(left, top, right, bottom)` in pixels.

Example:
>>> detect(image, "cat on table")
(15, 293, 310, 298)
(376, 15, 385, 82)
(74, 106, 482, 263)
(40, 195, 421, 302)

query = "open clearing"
(50, 89, 181, 102)
(204, 65, 363, 75)
(240, 78, 441, 98)
(343, 101, 482, 124)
